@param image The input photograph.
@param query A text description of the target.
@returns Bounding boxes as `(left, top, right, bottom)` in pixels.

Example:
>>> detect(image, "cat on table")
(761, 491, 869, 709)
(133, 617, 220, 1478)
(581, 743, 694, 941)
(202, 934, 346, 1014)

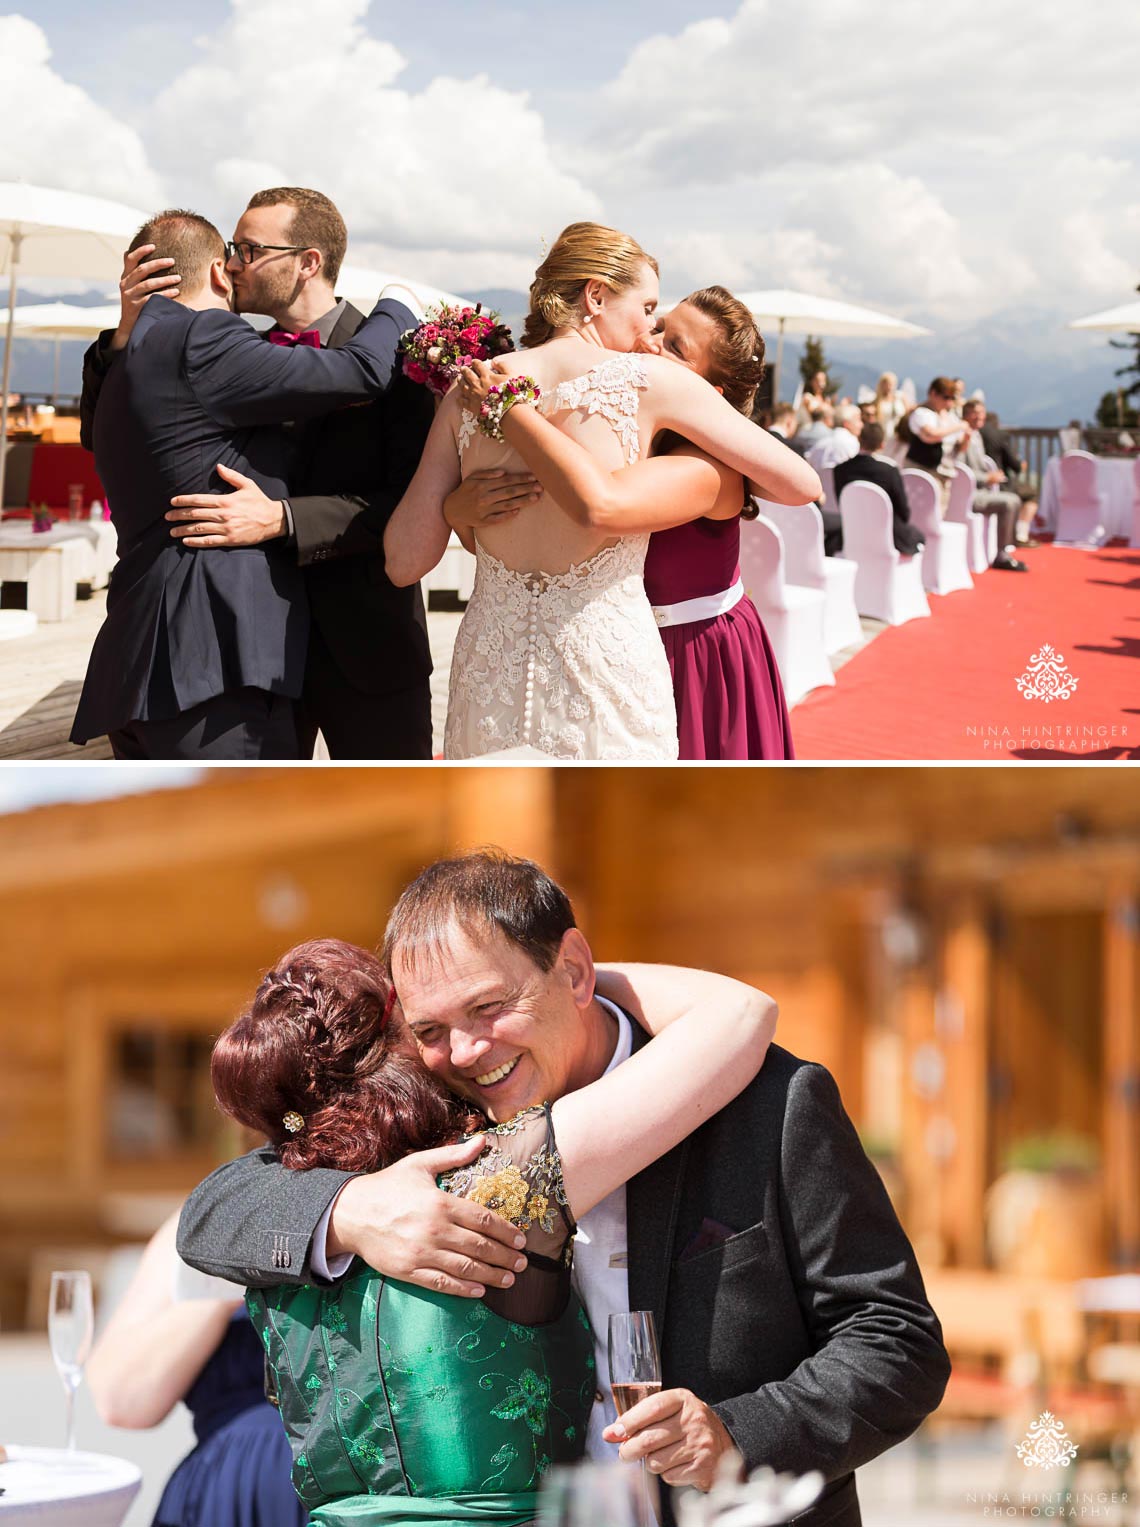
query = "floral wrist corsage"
(477, 376, 542, 441)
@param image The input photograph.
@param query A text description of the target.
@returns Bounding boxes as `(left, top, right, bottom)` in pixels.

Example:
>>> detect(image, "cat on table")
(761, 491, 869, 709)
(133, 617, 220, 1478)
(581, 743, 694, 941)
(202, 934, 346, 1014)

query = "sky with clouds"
(4, 0, 1139, 412)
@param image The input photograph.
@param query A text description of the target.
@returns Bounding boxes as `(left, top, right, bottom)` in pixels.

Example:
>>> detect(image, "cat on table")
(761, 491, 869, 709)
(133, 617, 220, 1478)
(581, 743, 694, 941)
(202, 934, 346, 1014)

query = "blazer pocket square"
(678, 1218, 738, 1263)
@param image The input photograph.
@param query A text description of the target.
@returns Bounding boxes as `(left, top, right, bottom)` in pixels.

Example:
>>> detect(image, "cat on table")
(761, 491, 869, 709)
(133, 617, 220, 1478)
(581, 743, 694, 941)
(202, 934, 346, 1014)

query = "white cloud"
(585, 0, 1140, 322)
(0, 15, 165, 208)
(146, 0, 600, 262)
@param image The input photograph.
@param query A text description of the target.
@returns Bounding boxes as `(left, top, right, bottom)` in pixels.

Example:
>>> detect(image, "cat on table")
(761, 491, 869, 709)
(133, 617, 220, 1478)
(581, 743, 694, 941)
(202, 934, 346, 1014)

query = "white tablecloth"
(1038, 456, 1137, 539)
(0, 1446, 141, 1525)
(0, 522, 118, 589)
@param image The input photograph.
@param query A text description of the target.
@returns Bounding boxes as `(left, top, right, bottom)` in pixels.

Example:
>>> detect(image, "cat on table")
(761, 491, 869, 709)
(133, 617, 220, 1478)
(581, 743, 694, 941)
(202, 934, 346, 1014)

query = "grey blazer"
(178, 1036, 949, 1527)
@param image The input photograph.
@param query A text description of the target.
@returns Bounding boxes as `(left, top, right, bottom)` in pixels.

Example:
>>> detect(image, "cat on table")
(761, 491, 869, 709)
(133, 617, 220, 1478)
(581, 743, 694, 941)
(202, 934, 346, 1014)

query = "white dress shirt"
(807, 428, 861, 472)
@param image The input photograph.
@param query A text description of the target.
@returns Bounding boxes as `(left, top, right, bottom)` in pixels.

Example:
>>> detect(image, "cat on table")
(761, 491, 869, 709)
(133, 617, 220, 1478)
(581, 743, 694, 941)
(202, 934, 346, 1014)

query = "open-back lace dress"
(443, 355, 679, 761)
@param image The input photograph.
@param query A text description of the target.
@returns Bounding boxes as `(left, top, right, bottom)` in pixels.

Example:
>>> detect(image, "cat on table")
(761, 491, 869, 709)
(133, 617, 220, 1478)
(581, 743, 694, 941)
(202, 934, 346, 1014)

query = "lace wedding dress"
(444, 355, 679, 761)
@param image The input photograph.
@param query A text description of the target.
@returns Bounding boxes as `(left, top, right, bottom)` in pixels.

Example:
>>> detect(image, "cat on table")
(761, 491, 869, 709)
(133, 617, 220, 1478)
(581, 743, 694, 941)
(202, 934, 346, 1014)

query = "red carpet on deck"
(791, 544, 1140, 760)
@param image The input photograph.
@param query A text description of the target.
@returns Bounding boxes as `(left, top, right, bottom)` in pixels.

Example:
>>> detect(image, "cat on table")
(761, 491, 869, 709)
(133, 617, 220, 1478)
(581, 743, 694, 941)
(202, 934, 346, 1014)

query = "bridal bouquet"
(401, 303, 514, 397)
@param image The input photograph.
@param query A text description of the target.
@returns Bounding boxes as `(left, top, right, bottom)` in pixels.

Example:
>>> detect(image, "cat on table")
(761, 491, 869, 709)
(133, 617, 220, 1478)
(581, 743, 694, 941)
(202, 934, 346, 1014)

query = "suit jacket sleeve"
(183, 298, 415, 430)
(288, 488, 401, 564)
(78, 329, 117, 452)
(176, 1144, 355, 1288)
(712, 1064, 950, 1479)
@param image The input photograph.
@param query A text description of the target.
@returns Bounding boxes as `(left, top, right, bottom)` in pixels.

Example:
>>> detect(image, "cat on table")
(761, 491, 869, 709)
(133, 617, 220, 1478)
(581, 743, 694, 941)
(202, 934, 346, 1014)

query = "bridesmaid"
(451, 287, 795, 760)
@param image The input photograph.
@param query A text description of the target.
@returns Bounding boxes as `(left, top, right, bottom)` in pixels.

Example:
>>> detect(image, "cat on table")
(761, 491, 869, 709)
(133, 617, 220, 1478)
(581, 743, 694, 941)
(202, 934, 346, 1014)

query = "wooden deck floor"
(0, 592, 113, 759)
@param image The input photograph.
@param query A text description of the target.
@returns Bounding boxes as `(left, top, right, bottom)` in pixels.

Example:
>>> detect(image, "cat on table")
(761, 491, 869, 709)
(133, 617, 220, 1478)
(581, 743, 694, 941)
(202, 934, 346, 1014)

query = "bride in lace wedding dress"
(384, 223, 820, 761)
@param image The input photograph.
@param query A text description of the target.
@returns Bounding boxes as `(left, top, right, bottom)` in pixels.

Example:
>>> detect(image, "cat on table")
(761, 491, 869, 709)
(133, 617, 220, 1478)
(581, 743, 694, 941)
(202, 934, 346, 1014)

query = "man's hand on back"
(167, 465, 287, 546)
(327, 1135, 529, 1298)
(604, 1388, 739, 1491)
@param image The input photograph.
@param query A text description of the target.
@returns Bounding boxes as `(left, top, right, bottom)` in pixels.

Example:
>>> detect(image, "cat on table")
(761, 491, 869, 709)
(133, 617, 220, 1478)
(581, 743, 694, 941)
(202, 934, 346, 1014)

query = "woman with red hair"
(211, 938, 777, 1526)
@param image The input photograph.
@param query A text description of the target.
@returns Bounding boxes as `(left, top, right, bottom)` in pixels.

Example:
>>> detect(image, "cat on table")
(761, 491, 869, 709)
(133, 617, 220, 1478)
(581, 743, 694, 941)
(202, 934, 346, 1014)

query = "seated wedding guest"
(957, 399, 1028, 571)
(980, 407, 1039, 547)
(902, 377, 970, 498)
(796, 398, 833, 455)
(767, 401, 807, 454)
(87, 1208, 308, 1527)
(833, 422, 923, 555)
(807, 403, 863, 471)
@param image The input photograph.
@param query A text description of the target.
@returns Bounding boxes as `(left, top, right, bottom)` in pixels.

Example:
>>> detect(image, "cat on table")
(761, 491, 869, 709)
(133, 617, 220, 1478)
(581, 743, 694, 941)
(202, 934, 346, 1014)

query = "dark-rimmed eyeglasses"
(225, 240, 308, 266)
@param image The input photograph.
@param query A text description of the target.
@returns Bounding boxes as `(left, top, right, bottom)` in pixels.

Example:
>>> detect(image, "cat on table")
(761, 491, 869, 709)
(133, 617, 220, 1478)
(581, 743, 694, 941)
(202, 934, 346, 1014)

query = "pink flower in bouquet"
(404, 360, 428, 384)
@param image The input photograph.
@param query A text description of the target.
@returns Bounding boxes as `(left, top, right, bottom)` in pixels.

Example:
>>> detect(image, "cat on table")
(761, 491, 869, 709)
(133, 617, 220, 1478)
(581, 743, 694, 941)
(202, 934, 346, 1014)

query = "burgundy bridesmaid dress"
(644, 514, 794, 760)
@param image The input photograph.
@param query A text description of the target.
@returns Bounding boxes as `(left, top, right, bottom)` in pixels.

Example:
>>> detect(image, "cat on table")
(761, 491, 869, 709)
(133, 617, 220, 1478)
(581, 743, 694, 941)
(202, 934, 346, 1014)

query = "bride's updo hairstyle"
(211, 939, 480, 1173)
(522, 221, 659, 349)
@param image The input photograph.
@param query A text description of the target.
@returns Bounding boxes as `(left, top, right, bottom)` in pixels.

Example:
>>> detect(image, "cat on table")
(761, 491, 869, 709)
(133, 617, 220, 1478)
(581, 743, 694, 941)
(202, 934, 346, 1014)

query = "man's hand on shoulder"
(603, 1388, 739, 1491)
(167, 464, 287, 547)
(327, 1135, 529, 1298)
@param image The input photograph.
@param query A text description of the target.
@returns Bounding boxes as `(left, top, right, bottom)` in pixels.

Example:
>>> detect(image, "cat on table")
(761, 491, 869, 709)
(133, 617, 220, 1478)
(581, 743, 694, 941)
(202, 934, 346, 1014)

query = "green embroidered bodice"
(247, 1107, 595, 1527)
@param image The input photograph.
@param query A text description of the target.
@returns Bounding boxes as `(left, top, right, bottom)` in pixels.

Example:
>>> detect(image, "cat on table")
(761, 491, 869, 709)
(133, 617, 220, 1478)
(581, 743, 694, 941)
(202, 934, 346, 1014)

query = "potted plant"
(985, 1131, 1106, 1279)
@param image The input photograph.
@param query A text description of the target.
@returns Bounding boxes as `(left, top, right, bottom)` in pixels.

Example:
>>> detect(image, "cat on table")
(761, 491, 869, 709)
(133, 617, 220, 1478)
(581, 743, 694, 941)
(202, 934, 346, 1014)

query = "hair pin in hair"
(283, 1110, 305, 1134)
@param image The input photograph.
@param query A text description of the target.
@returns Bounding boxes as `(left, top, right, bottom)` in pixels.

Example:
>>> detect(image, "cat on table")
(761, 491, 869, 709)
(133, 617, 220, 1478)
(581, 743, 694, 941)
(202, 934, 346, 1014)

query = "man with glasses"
(74, 209, 415, 759)
(100, 188, 435, 760)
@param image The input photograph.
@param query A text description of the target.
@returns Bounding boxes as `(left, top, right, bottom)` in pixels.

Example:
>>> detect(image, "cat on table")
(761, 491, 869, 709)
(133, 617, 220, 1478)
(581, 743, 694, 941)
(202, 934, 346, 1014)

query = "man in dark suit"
(833, 422, 924, 555)
(97, 188, 434, 759)
(178, 852, 950, 1527)
(72, 210, 414, 759)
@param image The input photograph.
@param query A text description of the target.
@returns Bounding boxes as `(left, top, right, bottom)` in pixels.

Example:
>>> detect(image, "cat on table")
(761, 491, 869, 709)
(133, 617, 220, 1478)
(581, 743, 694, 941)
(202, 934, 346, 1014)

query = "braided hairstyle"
(211, 939, 481, 1173)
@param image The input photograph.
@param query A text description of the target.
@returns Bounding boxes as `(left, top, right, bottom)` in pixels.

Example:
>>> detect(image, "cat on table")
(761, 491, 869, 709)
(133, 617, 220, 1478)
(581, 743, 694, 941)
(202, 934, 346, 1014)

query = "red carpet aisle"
(792, 546, 1140, 760)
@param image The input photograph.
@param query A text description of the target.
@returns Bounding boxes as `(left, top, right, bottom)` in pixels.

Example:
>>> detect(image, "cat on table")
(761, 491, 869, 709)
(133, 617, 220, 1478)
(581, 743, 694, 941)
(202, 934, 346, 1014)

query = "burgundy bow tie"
(269, 328, 321, 348)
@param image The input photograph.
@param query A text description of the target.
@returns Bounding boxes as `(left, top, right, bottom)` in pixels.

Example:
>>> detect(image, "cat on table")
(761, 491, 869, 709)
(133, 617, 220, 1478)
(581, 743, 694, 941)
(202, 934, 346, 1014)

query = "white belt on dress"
(651, 577, 744, 629)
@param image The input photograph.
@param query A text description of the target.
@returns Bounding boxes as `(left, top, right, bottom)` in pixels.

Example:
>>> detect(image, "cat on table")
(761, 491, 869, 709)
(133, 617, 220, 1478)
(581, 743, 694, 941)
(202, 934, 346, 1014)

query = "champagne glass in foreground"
(609, 1311, 662, 1526)
(49, 1270, 94, 1451)
(540, 1461, 644, 1527)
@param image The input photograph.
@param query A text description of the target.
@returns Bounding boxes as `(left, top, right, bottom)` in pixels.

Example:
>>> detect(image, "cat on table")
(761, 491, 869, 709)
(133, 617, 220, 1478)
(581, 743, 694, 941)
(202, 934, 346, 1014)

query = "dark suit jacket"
(833, 453, 924, 556)
(72, 297, 413, 742)
(177, 1033, 949, 1527)
(278, 302, 432, 695)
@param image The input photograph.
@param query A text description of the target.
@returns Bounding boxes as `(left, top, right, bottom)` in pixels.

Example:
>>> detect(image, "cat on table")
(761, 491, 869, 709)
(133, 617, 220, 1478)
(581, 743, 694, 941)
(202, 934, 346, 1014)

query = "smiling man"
(179, 851, 949, 1527)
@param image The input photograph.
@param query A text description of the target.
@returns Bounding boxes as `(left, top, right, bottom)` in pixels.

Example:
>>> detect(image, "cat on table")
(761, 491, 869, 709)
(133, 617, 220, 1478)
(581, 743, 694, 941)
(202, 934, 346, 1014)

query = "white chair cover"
(1055, 450, 1107, 545)
(837, 480, 930, 626)
(902, 469, 973, 594)
(739, 515, 835, 704)
(754, 498, 861, 655)
(818, 464, 837, 516)
(945, 465, 989, 574)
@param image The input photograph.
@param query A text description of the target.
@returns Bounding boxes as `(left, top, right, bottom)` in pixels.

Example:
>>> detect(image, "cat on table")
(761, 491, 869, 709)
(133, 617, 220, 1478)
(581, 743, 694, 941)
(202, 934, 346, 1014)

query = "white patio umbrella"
(1, 183, 146, 506)
(732, 289, 932, 404)
(336, 262, 472, 316)
(10, 302, 121, 400)
(1067, 300, 1140, 333)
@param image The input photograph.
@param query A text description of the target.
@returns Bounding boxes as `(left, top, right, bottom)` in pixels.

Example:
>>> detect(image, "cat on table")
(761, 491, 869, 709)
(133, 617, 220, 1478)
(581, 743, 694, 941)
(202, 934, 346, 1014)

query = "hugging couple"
(179, 851, 950, 1526)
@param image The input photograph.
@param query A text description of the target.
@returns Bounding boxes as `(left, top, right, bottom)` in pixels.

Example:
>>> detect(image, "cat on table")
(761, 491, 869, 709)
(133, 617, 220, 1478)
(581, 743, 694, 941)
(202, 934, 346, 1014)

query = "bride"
(383, 222, 820, 760)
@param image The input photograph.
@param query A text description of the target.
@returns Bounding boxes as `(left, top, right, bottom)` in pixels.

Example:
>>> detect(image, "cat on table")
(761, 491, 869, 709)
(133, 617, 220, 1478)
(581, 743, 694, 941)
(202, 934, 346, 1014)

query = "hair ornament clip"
(283, 1111, 305, 1134)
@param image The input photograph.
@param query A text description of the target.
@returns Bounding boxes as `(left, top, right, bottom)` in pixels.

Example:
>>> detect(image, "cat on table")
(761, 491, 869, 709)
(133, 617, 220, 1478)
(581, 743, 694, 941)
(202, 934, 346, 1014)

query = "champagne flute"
(49, 1270, 94, 1451)
(608, 1311, 662, 1526)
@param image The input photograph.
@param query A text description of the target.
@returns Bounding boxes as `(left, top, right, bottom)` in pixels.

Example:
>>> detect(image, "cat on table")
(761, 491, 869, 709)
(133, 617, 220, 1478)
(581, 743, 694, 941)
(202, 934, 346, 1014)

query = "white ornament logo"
(1016, 1411, 1079, 1469)
(1016, 644, 1079, 703)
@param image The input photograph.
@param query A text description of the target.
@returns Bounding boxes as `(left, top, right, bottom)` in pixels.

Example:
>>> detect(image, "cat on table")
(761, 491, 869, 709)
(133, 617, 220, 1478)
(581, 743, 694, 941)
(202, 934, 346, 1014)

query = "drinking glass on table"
(608, 1311, 662, 1525)
(540, 1461, 645, 1527)
(49, 1269, 94, 1450)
